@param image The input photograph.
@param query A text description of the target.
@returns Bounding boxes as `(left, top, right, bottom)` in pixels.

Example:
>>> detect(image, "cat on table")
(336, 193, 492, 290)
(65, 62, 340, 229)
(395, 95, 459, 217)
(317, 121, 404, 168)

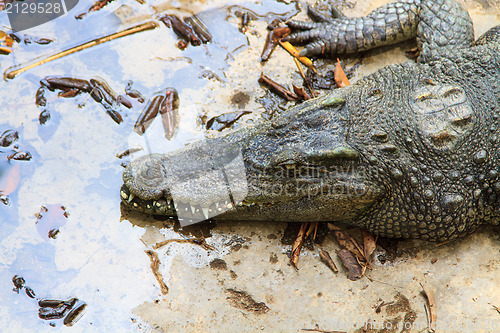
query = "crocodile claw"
(283, 25, 328, 57)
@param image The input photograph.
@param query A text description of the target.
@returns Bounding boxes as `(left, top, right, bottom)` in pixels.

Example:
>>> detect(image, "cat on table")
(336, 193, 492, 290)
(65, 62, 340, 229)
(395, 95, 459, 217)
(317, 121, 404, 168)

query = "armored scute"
(122, 0, 500, 241)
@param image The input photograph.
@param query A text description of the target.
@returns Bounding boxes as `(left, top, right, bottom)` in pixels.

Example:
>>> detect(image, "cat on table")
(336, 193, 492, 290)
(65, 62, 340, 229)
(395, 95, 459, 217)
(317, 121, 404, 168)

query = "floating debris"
(38, 76, 128, 124)
(0, 129, 18, 147)
(183, 15, 212, 44)
(25, 286, 36, 298)
(12, 275, 25, 292)
(160, 14, 201, 47)
(5, 21, 159, 79)
(234, 11, 253, 33)
(63, 302, 87, 327)
(159, 88, 180, 139)
(76, 0, 116, 19)
(7, 151, 32, 161)
(116, 147, 143, 159)
(12, 275, 86, 326)
(39, 110, 51, 125)
(125, 80, 145, 103)
(35, 204, 69, 240)
(134, 88, 180, 139)
(206, 111, 251, 131)
(38, 298, 77, 320)
(23, 37, 53, 45)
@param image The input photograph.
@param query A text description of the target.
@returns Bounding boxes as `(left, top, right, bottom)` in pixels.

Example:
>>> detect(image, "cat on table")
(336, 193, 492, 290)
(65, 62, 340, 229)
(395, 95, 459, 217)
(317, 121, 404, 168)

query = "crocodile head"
(122, 41, 500, 240)
(121, 85, 386, 225)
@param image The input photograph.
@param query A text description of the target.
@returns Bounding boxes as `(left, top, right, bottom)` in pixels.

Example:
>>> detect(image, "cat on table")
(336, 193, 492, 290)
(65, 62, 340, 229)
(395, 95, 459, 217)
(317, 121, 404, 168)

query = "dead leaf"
(159, 89, 180, 140)
(319, 248, 338, 273)
(361, 230, 377, 264)
(258, 72, 298, 101)
(336, 249, 363, 281)
(328, 223, 365, 263)
(334, 59, 350, 87)
(292, 84, 310, 101)
(290, 222, 308, 269)
(421, 283, 436, 332)
(261, 26, 290, 61)
(206, 111, 251, 131)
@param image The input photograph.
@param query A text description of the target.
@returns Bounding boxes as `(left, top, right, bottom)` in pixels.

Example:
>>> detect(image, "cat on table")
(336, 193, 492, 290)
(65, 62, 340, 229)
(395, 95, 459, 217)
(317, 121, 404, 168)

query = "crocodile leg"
(416, 0, 474, 62)
(285, 0, 474, 62)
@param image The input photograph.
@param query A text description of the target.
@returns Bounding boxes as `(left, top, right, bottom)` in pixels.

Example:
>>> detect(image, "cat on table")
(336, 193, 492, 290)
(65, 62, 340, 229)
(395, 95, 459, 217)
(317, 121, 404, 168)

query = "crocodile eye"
(279, 160, 297, 169)
(367, 88, 383, 102)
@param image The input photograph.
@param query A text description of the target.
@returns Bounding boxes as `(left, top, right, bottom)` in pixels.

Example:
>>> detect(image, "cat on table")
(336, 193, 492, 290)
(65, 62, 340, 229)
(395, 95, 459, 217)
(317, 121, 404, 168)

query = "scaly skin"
(285, 0, 474, 62)
(122, 0, 500, 241)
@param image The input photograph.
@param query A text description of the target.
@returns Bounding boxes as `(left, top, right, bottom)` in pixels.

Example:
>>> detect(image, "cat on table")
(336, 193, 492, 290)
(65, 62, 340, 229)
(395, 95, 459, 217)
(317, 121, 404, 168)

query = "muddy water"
(0, 0, 499, 332)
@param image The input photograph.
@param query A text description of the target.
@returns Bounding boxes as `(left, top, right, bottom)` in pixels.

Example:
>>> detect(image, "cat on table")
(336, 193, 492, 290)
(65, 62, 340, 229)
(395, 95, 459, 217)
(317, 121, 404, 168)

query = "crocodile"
(121, 0, 500, 242)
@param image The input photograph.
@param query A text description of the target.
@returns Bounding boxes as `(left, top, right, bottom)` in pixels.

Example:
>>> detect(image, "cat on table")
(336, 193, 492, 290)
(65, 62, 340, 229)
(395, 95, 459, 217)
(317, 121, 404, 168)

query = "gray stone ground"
(0, 0, 498, 332)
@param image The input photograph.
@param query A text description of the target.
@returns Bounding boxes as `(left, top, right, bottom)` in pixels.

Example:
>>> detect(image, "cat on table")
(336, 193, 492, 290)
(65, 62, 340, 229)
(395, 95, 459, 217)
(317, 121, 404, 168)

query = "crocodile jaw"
(121, 141, 250, 224)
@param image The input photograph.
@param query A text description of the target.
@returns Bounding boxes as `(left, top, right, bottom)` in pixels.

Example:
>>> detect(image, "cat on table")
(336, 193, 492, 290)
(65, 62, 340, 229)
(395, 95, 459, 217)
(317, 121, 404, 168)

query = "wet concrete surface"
(0, 0, 499, 332)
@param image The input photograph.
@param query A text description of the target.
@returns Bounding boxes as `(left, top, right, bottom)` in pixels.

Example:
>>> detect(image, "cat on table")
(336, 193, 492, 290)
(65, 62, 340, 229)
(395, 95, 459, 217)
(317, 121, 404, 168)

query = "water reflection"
(0, 0, 299, 330)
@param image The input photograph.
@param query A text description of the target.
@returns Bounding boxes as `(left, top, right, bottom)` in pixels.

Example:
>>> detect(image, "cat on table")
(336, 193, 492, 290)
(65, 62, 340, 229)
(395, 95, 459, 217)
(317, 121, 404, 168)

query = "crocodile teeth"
(190, 205, 196, 214)
(215, 202, 219, 209)
(127, 194, 135, 203)
(202, 208, 209, 219)
(120, 191, 128, 200)
(174, 202, 178, 210)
